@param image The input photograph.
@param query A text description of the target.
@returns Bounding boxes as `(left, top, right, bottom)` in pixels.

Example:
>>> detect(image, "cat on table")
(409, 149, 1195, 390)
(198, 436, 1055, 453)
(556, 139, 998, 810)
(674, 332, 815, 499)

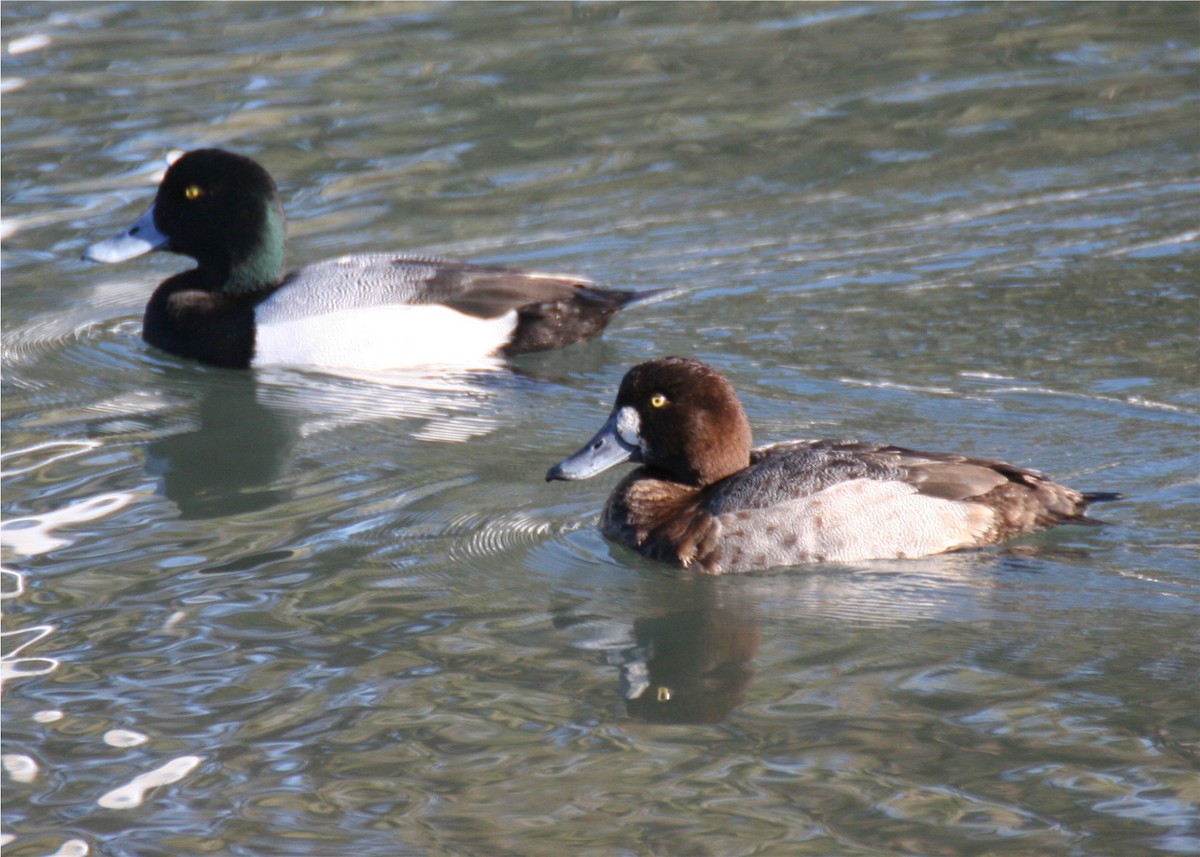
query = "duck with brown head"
(548, 357, 1120, 573)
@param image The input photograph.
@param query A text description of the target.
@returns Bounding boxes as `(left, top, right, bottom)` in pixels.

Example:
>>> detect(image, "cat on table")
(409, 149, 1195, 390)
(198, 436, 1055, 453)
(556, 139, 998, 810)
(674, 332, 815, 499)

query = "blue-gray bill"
(83, 205, 167, 263)
(546, 407, 641, 481)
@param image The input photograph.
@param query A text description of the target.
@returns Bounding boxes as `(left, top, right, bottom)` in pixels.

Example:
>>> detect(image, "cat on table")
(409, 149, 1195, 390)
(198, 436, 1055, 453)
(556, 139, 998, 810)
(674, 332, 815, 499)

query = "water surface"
(3, 3, 1198, 855)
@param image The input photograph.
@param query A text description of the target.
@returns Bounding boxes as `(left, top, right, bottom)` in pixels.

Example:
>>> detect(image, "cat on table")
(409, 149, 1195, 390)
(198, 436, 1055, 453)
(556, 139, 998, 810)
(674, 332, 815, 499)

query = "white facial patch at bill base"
(615, 405, 643, 451)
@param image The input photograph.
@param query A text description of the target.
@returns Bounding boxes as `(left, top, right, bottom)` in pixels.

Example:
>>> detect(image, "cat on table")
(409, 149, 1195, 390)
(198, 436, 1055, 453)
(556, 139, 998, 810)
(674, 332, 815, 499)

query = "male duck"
(547, 357, 1119, 573)
(84, 148, 659, 370)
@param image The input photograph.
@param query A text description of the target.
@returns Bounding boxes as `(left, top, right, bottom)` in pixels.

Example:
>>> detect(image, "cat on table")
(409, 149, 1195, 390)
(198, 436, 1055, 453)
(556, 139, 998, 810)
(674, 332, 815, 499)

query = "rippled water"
(3, 3, 1198, 855)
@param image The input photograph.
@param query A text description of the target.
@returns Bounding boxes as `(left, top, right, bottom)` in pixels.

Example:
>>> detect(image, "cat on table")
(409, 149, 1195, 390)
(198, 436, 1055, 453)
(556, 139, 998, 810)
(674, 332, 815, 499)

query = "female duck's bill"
(545, 404, 645, 481)
(82, 148, 664, 371)
(547, 357, 1120, 573)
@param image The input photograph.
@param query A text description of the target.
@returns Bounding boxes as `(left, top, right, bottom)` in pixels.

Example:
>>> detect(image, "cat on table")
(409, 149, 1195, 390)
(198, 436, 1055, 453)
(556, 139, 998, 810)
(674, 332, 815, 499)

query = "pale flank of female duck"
(547, 357, 1119, 573)
(84, 149, 661, 370)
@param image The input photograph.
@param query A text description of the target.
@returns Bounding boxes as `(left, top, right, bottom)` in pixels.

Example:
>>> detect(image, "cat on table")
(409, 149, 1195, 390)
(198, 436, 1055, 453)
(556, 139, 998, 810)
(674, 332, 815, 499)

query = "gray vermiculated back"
(257, 254, 594, 323)
(257, 255, 452, 321)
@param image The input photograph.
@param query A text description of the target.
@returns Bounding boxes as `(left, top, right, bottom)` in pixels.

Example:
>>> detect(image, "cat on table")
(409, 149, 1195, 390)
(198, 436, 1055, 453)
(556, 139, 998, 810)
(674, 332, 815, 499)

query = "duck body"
(547, 357, 1118, 573)
(85, 149, 657, 370)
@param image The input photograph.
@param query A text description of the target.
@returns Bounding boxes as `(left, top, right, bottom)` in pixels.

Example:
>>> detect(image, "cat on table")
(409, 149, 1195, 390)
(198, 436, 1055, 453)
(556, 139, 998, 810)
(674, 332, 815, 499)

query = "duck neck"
(693, 407, 753, 487)
(216, 202, 286, 296)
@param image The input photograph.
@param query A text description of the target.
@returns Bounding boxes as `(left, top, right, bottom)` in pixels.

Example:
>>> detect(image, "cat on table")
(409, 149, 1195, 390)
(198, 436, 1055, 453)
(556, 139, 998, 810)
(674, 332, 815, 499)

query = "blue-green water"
(3, 3, 1197, 855)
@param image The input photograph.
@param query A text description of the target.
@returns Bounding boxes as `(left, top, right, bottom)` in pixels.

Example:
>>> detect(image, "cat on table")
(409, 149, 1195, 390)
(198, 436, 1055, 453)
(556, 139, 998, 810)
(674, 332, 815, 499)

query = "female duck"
(84, 149, 658, 370)
(547, 357, 1118, 573)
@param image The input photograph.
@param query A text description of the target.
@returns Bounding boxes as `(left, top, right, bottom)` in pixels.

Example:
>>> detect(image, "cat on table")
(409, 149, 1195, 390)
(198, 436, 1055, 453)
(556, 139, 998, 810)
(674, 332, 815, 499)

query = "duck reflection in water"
(555, 599, 761, 725)
(145, 376, 297, 519)
(144, 363, 512, 519)
(618, 608, 761, 724)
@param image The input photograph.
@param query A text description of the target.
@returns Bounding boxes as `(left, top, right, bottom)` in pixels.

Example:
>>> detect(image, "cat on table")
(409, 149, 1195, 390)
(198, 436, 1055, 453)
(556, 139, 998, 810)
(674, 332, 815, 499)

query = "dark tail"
(1073, 491, 1123, 526)
(584, 285, 675, 308)
(504, 286, 673, 356)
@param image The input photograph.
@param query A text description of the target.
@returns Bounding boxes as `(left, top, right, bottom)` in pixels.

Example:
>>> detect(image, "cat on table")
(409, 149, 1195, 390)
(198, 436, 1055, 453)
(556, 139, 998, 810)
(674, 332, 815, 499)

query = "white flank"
(252, 304, 517, 371)
(717, 478, 994, 566)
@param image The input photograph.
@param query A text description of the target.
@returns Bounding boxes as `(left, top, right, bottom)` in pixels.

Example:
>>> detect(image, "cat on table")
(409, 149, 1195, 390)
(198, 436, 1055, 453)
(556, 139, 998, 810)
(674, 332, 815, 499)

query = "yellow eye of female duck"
(649, 393, 668, 409)
(184, 184, 203, 200)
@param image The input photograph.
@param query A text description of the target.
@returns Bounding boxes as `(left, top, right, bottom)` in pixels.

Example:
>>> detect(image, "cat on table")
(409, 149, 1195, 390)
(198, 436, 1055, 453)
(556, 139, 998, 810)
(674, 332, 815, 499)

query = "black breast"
(143, 276, 259, 368)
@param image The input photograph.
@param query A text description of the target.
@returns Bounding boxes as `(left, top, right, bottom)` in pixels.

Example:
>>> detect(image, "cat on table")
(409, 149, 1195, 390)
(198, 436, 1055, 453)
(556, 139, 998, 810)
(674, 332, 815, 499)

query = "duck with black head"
(84, 149, 663, 370)
(547, 357, 1120, 573)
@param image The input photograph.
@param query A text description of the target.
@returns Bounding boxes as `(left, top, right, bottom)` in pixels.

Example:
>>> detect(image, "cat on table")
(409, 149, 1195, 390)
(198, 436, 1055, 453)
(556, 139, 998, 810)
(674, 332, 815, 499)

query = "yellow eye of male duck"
(184, 184, 203, 200)
(649, 393, 668, 409)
